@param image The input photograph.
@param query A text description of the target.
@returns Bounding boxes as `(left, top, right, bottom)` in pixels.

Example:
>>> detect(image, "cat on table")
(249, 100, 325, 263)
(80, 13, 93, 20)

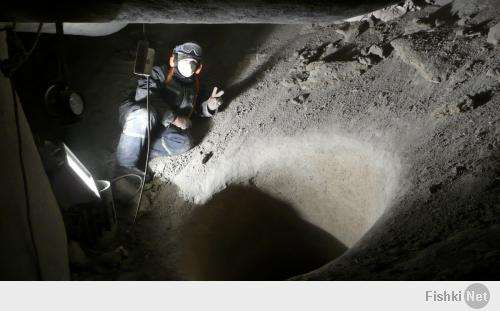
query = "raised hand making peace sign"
(206, 86, 225, 111)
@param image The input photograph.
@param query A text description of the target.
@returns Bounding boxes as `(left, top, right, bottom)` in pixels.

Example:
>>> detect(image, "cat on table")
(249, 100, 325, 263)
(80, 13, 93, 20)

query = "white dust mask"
(178, 58, 197, 78)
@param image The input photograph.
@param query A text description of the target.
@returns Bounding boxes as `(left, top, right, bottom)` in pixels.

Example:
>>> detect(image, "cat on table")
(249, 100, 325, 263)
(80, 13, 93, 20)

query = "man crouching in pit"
(115, 42, 224, 180)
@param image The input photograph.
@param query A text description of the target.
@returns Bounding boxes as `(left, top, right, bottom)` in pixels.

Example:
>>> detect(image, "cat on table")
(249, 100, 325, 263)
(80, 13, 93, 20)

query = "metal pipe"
(0, 23, 127, 37)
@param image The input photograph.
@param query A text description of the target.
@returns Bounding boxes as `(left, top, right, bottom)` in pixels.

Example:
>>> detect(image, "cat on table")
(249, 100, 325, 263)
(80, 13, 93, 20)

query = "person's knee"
(116, 134, 143, 168)
(162, 129, 194, 156)
(179, 132, 194, 153)
(122, 107, 156, 137)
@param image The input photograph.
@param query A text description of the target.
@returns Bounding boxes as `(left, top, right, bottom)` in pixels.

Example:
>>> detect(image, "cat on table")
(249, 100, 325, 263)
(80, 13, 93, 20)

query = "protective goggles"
(174, 42, 202, 60)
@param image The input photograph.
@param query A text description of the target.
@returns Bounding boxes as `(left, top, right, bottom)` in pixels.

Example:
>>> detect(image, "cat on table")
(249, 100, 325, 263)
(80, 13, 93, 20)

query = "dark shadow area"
(296, 42, 331, 64)
(191, 116, 213, 145)
(322, 43, 360, 63)
(220, 37, 297, 109)
(70, 177, 183, 281)
(176, 185, 347, 280)
(469, 89, 493, 109)
(464, 19, 494, 35)
(424, 3, 493, 35)
(9, 31, 65, 140)
(426, 2, 460, 25)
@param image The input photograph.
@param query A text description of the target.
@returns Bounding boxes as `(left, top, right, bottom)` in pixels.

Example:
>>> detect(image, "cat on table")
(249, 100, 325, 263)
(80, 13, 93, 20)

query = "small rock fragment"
(372, 0, 420, 22)
(486, 68, 500, 81)
(456, 96, 475, 112)
(202, 151, 214, 164)
(428, 0, 454, 5)
(368, 45, 384, 58)
(487, 23, 500, 46)
(368, 44, 392, 59)
(292, 93, 310, 104)
(465, 31, 481, 38)
(320, 42, 341, 59)
(358, 56, 377, 66)
(457, 18, 467, 27)
(335, 20, 368, 43)
(435, 89, 493, 117)
(296, 45, 327, 64)
(455, 89, 493, 112)
(281, 76, 297, 88)
(453, 166, 466, 177)
(455, 28, 465, 37)
(360, 47, 369, 56)
(366, 15, 380, 28)
(434, 19, 445, 27)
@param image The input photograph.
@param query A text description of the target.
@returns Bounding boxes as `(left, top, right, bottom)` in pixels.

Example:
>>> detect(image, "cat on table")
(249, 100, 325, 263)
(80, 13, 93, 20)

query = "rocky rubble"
(346, 0, 423, 23)
(140, 0, 500, 280)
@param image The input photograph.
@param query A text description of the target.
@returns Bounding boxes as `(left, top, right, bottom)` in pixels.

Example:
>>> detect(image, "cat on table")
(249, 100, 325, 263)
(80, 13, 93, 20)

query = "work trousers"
(116, 103, 193, 169)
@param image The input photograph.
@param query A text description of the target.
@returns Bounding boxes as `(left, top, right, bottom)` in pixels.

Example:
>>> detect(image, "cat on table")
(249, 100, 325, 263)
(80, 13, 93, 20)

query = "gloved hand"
(207, 86, 225, 111)
(172, 116, 192, 130)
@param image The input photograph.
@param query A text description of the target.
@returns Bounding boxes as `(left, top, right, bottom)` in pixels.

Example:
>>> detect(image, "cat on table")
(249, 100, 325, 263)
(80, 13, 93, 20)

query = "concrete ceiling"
(1, 0, 398, 23)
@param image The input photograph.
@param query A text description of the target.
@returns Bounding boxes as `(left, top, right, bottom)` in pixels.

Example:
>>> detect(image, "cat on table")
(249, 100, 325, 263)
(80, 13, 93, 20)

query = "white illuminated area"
(63, 143, 100, 198)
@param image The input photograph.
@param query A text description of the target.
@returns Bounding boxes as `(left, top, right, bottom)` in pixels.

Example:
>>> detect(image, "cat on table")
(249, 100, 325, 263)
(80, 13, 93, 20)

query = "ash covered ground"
(18, 0, 500, 280)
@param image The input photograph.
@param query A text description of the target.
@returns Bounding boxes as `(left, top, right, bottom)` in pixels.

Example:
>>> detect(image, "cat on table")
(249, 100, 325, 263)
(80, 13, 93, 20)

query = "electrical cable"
(132, 23, 151, 224)
(110, 173, 143, 197)
(9, 23, 43, 74)
(110, 173, 143, 184)
(132, 74, 151, 224)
